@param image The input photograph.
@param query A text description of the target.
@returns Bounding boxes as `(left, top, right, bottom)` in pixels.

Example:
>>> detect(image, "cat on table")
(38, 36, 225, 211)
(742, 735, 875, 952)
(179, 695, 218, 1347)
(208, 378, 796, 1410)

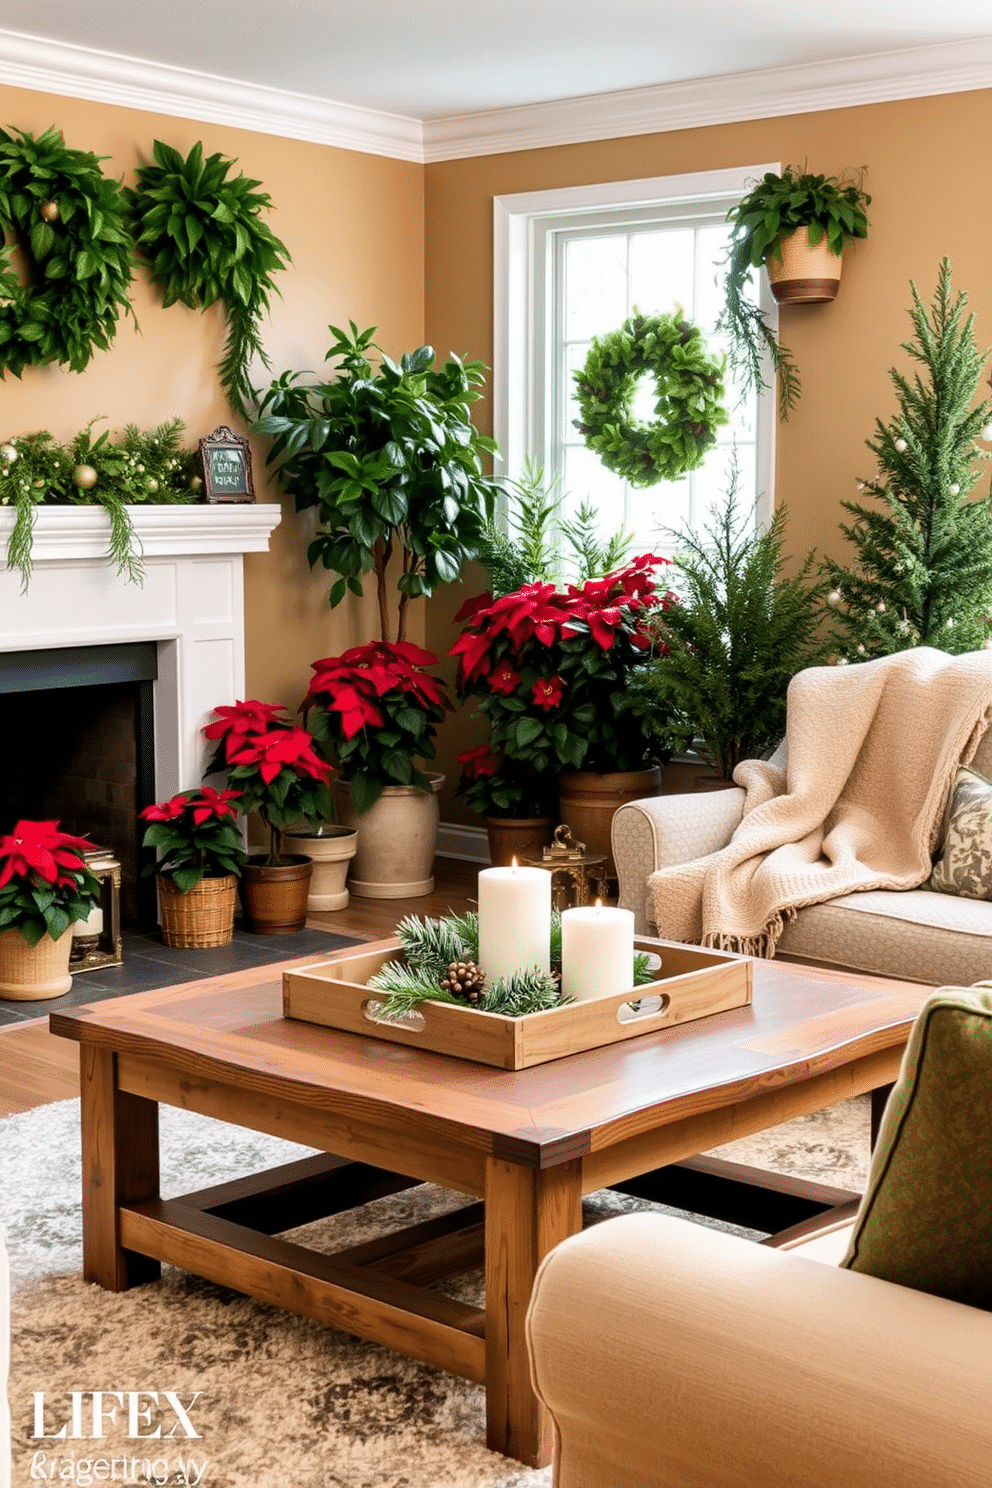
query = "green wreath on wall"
(573, 310, 728, 488)
(0, 125, 135, 378)
(125, 140, 292, 419)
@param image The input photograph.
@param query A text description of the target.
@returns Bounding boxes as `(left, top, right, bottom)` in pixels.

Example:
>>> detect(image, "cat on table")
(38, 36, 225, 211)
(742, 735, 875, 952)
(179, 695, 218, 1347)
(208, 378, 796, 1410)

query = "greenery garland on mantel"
(0, 125, 135, 377)
(366, 911, 656, 1019)
(0, 418, 199, 589)
(125, 141, 292, 419)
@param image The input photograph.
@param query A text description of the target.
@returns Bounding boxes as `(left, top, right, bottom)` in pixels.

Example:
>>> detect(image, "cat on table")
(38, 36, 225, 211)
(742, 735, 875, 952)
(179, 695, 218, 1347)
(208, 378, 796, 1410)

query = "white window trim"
(492, 164, 780, 527)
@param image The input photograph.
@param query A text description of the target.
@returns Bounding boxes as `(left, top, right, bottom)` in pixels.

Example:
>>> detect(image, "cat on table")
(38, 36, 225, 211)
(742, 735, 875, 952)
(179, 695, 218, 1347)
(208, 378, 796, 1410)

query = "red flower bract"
(531, 675, 565, 711)
(0, 818, 92, 889)
(302, 641, 453, 734)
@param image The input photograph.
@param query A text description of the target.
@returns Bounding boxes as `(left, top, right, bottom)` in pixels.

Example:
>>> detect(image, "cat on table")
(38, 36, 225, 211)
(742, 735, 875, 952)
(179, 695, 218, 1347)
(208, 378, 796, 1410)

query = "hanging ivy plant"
(1, 418, 198, 589)
(0, 125, 135, 377)
(126, 141, 291, 419)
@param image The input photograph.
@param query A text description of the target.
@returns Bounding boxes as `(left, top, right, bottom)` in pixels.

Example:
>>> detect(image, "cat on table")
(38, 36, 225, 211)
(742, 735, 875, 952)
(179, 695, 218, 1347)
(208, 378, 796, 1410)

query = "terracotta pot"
(485, 815, 555, 868)
(240, 855, 313, 934)
(0, 926, 73, 1000)
(157, 873, 238, 948)
(282, 825, 358, 912)
(558, 766, 662, 878)
(765, 228, 843, 304)
(335, 774, 443, 900)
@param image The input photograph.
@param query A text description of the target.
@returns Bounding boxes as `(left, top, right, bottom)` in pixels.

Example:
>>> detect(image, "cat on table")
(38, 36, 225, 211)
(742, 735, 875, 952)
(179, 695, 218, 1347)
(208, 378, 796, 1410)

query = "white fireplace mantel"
(1, 502, 282, 800)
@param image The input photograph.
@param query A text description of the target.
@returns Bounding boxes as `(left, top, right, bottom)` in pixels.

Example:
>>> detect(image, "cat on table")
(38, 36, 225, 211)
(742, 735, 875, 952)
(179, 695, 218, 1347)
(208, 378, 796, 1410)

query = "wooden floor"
(0, 857, 478, 1119)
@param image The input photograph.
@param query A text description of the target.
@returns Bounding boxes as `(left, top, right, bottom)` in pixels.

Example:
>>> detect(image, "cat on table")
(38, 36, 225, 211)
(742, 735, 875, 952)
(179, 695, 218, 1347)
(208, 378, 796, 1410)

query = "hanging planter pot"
(0, 926, 73, 1000)
(765, 229, 844, 305)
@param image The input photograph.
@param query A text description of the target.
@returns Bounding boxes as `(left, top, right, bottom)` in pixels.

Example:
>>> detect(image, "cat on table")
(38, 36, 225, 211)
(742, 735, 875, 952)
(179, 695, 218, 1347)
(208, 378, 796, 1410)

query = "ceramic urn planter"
(335, 774, 444, 900)
(283, 825, 359, 911)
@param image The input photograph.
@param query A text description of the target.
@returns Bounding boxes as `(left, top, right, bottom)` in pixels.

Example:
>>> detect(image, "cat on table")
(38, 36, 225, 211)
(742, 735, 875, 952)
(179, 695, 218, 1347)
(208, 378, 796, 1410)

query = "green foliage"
(0, 126, 136, 378)
(476, 460, 632, 595)
(719, 165, 871, 417)
(642, 470, 832, 780)
(0, 865, 101, 947)
(823, 260, 992, 658)
(139, 791, 248, 893)
(255, 321, 497, 642)
(395, 910, 479, 982)
(573, 311, 727, 486)
(126, 140, 291, 418)
(0, 418, 198, 589)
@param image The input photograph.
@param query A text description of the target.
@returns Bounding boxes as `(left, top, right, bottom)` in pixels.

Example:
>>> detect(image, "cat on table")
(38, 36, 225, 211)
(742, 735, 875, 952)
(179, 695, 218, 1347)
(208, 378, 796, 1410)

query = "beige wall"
(424, 87, 992, 822)
(0, 83, 425, 721)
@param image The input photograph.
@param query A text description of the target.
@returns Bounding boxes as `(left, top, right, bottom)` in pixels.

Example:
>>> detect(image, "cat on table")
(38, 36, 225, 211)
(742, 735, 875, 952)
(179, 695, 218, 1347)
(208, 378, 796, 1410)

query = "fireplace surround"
(1, 503, 282, 846)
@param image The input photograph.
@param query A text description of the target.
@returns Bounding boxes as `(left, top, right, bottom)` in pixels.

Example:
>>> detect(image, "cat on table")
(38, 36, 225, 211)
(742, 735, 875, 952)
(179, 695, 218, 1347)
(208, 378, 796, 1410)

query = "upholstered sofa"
(613, 724, 992, 986)
(526, 1207, 992, 1488)
(1, 1229, 9, 1488)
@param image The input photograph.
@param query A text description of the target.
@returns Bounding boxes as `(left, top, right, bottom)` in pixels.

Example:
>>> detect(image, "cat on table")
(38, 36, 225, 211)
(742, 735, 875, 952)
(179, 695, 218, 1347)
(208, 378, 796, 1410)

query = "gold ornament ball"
(147, 477, 159, 493)
(190, 475, 202, 492)
(894, 438, 907, 453)
(0, 443, 17, 465)
(826, 589, 842, 607)
(39, 200, 60, 223)
(72, 464, 98, 490)
(949, 483, 960, 496)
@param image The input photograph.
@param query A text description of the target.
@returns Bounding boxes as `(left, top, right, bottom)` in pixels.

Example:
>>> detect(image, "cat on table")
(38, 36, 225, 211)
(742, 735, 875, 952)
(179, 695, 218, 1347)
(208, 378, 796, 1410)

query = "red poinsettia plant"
(451, 553, 681, 813)
(0, 819, 102, 946)
(301, 640, 453, 812)
(139, 787, 249, 893)
(203, 700, 335, 865)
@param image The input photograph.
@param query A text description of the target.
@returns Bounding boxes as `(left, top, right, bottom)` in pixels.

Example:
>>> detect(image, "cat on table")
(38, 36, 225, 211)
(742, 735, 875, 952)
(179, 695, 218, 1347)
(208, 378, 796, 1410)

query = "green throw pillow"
(929, 765, 992, 899)
(841, 985, 992, 1309)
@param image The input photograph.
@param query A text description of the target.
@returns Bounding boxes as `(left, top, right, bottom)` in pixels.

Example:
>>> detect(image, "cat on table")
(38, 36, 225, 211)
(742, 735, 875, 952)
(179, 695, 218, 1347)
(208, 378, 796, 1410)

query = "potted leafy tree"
(139, 787, 248, 947)
(0, 819, 101, 999)
(719, 165, 871, 415)
(300, 641, 452, 898)
(639, 473, 832, 784)
(203, 701, 334, 933)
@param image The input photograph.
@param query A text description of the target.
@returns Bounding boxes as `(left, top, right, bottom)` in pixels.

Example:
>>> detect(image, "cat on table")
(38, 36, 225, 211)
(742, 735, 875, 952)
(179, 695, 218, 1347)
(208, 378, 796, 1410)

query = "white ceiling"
(4, 0, 992, 121)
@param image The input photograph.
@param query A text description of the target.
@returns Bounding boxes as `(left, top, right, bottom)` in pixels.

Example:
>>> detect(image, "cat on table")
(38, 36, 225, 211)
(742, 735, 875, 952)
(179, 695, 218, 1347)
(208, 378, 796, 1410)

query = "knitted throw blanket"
(648, 648, 992, 957)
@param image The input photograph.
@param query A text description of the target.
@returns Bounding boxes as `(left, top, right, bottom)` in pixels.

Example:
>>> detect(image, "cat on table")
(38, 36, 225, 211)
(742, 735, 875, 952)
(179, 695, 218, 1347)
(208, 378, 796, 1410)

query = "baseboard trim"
(438, 822, 491, 865)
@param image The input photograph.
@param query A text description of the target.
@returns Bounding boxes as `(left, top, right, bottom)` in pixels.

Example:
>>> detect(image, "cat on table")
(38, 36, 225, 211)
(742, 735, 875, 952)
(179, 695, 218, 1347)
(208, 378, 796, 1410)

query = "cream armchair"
(526, 1209, 992, 1488)
(612, 720, 992, 986)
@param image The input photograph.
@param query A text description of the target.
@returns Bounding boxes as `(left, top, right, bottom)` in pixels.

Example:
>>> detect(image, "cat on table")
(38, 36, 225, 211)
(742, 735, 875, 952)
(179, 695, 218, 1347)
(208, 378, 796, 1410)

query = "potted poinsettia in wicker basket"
(301, 640, 453, 899)
(140, 787, 248, 948)
(203, 700, 335, 933)
(0, 819, 102, 999)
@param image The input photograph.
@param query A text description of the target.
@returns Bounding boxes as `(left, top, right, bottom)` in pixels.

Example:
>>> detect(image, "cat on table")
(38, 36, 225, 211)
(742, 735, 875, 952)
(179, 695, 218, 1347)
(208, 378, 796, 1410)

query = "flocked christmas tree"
(824, 259, 992, 660)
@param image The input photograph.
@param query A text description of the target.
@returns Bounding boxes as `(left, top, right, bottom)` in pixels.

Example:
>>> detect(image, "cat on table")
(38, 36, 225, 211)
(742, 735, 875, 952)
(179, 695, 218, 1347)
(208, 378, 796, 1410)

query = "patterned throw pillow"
(929, 765, 992, 899)
(842, 985, 992, 1309)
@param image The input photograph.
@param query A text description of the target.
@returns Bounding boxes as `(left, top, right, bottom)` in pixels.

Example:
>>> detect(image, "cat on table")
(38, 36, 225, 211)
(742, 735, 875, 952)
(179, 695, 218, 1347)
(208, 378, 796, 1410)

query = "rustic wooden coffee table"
(51, 942, 932, 1468)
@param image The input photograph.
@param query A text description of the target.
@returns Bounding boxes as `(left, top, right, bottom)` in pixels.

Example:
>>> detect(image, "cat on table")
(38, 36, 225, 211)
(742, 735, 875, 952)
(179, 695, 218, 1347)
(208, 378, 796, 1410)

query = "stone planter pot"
(485, 815, 555, 868)
(157, 873, 238, 948)
(766, 228, 843, 304)
(558, 766, 662, 879)
(240, 856, 313, 934)
(282, 825, 358, 912)
(335, 774, 443, 900)
(0, 926, 73, 1000)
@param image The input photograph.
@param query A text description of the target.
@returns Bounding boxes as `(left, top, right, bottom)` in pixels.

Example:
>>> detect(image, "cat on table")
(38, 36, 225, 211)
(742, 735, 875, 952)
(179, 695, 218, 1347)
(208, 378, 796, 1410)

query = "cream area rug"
(1, 1096, 870, 1488)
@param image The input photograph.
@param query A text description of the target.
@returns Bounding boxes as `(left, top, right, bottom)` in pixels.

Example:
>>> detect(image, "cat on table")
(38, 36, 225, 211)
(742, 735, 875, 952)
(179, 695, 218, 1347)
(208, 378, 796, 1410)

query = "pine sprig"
(394, 913, 473, 980)
(478, 968, 563, 1015)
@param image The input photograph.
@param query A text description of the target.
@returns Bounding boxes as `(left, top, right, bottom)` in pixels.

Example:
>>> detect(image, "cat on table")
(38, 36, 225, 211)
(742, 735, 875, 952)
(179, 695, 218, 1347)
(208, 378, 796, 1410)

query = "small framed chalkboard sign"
(197, 426, 255, 503)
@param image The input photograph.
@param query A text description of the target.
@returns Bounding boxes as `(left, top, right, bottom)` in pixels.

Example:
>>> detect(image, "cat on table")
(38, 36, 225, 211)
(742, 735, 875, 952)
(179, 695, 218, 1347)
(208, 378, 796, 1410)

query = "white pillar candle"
(561, 903, 635, 1002)
(71, 904, 104, 938)
(477, 863, 552, 984)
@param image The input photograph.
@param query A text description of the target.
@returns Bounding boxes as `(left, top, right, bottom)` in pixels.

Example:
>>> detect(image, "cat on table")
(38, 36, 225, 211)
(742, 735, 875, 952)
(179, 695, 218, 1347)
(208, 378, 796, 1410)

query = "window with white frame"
(493, 167, 778, 558)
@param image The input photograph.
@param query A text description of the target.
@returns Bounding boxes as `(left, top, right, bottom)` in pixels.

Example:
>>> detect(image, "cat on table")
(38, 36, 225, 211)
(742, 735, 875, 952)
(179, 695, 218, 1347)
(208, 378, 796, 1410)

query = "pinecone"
(442, 958, 486, 1005)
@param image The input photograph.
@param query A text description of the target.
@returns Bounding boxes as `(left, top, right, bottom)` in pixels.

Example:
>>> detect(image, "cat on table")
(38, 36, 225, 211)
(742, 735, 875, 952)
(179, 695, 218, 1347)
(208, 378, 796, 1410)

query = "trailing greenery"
(573, 310, 727, 486)
(718, 165, 870, 417)
(0, 125, 135, 377)
(640, 467, 832, 781)
(126, 140, 291, 418)
(368, 908, 656, 1017)
(476, 460, 632, 594)
(823, 260, 992, 659)
(1, 418, 198, 589)
(256, 321, 497, 642)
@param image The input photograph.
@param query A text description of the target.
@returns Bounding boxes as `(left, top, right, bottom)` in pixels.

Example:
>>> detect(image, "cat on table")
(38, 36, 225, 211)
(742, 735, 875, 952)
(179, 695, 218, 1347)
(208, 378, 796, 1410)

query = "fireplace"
(0, 502, 282, 919)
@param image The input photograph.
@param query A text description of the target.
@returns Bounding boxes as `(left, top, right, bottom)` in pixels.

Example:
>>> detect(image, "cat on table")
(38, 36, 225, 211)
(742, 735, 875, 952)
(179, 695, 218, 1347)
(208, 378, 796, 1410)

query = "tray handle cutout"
(363, 998, 427, 1033)
(616, 992, 671, 1023)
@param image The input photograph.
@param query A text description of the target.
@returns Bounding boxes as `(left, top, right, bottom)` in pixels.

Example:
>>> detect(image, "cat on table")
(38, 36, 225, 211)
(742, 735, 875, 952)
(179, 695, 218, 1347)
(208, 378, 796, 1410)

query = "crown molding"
(0, 28, 424, 162)
(1, 27, 991, 166)
(423, 34, 992, 161)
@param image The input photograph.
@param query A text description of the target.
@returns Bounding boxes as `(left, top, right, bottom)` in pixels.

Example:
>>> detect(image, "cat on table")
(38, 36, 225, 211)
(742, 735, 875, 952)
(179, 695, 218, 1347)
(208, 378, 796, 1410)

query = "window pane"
(561, 446, 627, 534)
(694, 224, 733, 332)
(628, 230, 695, 318)
(564, 236, 627, 340)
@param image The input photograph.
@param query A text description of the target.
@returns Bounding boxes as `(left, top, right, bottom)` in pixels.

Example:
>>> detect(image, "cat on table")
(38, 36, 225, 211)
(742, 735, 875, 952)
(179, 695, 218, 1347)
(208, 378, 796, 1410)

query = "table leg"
(484, 1155, 582, 1466)
(80, 1046, 161, 1290)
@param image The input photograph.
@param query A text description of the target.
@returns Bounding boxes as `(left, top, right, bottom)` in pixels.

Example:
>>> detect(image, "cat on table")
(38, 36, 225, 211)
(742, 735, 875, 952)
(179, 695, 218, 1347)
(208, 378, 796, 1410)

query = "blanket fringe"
(702, 906, 797, 960)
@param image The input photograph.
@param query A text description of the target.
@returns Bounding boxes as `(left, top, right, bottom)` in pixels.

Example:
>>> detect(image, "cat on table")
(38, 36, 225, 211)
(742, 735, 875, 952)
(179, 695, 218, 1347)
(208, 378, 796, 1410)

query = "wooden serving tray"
(283, 936, 752, 1070)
